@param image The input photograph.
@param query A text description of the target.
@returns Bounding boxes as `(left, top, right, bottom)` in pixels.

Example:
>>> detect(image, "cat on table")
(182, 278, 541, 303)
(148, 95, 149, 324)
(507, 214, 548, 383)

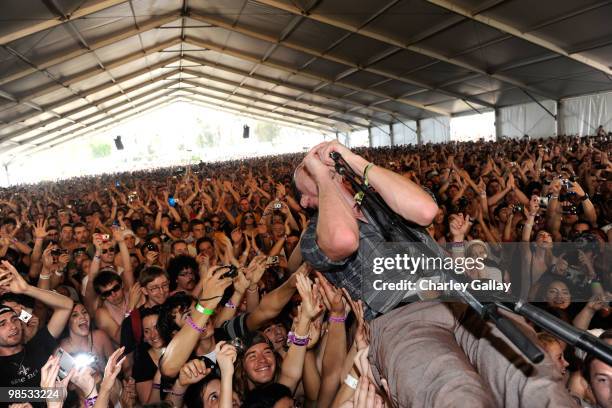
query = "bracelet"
(344, 374, 359, 390)
(39, 274, 51, 280)
(185, 316, 205, 333)
(328, 315, 347, 323)
(55, 269, 64, 276)
(195, 302, 214, 315)
(85, 396, 98, 408)
(124, 310, 132, 318)
(363, 162, 375, 186)
(247, 286, 258, 293)
(224, 300, 236, 309)
(152, 383, 161, 390)
(287, 331, 310, 346)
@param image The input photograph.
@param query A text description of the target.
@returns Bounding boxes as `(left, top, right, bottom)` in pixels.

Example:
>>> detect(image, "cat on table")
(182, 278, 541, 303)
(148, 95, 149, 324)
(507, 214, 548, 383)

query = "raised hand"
(40, 355, 72, 408)
(32, 219, 48, 240)
(316, 271, 345, 317)
(101, 347, 126, 393)
(295, 273, 323, 321)
(0, 261, 29, 294)
(178, 359, 210, 387)
(215, 341, 238, 376)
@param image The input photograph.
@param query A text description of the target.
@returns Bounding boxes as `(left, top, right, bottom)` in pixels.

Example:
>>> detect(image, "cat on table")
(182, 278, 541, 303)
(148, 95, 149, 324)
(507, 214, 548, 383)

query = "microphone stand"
(330, 152, 612, 366)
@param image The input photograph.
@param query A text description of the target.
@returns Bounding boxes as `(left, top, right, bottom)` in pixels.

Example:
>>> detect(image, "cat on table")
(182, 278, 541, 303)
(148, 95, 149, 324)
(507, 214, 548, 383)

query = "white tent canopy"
(0, 0, 610, 160)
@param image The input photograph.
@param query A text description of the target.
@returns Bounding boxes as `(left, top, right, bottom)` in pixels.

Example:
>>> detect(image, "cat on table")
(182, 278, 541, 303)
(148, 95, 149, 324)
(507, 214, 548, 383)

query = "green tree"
(90, 143, 111, 158)
(255, 121, 280, 143)
(195, 118, 216, 148)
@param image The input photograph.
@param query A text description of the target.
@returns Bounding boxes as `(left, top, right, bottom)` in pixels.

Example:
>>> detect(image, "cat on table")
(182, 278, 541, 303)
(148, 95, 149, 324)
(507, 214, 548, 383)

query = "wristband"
(39, 274, 51, 280)
(328, 315, 347, 323)
(224, 300, 236, 309)
(247, 286, 258, 293)
(185, 316, 205, 333)
(124, 310, 132, 318)
(344, 374, 358, 390)
(287, 331, 310, 346)
(152, 383, 161, 390)
(363, 162, 375, 186)
(195, 303, 214, 315)
(55, 269, 64, 276)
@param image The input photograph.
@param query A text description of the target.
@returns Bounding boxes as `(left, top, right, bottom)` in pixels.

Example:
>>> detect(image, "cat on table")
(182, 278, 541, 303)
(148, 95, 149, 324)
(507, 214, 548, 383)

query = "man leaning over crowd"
(294, 140, 580, 407)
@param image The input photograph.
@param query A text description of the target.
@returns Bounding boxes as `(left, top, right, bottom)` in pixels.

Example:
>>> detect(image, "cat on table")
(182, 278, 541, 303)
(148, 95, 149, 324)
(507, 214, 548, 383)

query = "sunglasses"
(100, 283, 122, 299)
(244, 214, 254, 219)
(101, 248, 116, 254)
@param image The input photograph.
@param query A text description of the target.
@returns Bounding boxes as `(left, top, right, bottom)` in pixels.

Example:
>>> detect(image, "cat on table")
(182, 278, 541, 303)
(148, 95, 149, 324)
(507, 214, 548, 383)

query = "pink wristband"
(186, 316, 205, 333)
(328, 315, 347, 323)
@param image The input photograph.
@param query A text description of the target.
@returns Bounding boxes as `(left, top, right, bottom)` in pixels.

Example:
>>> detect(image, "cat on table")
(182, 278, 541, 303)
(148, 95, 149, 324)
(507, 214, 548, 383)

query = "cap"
(169, 222, 181, 231)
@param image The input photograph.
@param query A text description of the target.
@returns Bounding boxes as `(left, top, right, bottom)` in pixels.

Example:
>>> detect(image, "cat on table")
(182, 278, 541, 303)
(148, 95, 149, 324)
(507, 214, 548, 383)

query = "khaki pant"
(368, 301, 578, 408)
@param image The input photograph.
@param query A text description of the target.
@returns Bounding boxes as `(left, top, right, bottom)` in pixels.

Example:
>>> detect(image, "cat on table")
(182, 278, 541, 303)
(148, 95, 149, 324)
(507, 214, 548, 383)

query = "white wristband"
(39, 274, 51, 280)
(344, 374, 358, 390)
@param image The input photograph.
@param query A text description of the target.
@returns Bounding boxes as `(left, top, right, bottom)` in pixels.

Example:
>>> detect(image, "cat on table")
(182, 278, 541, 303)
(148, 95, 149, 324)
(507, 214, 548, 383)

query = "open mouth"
(254, 365, 271, 373)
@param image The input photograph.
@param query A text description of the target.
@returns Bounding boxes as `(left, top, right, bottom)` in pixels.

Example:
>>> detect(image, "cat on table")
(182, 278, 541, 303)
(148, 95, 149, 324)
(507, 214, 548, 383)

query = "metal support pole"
(495, 108, 502, 141)
(416, 120, 422, 145)
(3, 164, 9, 186)
(556, 100, 565, 136)
(389, 123, 394, 146)
(367, 126, 373, 147)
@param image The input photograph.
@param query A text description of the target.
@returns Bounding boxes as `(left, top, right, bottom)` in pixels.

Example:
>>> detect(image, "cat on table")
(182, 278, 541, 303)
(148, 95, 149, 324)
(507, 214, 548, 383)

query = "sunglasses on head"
(100, 283, 122, 299)
(101, 248, 116, 254)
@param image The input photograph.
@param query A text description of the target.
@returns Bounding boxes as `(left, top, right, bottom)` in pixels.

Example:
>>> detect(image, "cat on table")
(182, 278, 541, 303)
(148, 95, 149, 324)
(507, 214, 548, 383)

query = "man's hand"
(302, 142, 334, 180)
(0, 261, 29, 294)
(178, 359, 210, 387)
(528, 195, 540, 216)
(295, 274, 323, 321)
(32, 219, 48, 240)
(127, 283, 144, 311)
(316, 271, 345, 317)
(40, 355, 72, 408)
(244, 255, 266, 285)
(449, 213, 472, 242)
(318, 140, 353, 167)
(215, 341, 237, 376)
(200, 266, 233, 308)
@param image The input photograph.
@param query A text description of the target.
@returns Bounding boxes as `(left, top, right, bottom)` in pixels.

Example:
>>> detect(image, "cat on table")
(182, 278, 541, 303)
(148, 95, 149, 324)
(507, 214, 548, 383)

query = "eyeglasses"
(101, 248, 116, 254)
(147, 282, 169, 293)
(244, 214, 254, 219)
(100, 284, 122, 299)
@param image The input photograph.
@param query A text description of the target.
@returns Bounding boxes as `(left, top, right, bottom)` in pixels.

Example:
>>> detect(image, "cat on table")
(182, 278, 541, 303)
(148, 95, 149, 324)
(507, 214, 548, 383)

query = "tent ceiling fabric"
(0, 0, 611, 156)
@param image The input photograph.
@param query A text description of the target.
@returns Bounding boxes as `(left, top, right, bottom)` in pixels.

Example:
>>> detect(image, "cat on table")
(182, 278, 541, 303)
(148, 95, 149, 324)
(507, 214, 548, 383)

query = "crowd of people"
(0, 134, 610, 408)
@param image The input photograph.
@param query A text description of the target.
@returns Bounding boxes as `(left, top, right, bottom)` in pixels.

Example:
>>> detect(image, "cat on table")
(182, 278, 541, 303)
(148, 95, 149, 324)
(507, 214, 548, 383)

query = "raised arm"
(159, 265, 232, 378)
(322, 142, 437, 226)
(279, 273, 321, 393)
(2, 260, 73, 338)
(303, 145, 359, 261)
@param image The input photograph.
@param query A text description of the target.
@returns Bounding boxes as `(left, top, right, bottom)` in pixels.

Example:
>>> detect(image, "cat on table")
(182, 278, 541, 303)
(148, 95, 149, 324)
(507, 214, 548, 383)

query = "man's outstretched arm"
(322, 142, 438, 226)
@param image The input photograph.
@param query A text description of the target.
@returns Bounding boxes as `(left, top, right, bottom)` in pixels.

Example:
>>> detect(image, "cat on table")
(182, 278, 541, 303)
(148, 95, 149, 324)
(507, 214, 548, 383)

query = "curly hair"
(167, 255, 198, 291)
(156, 292, 194, 344)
